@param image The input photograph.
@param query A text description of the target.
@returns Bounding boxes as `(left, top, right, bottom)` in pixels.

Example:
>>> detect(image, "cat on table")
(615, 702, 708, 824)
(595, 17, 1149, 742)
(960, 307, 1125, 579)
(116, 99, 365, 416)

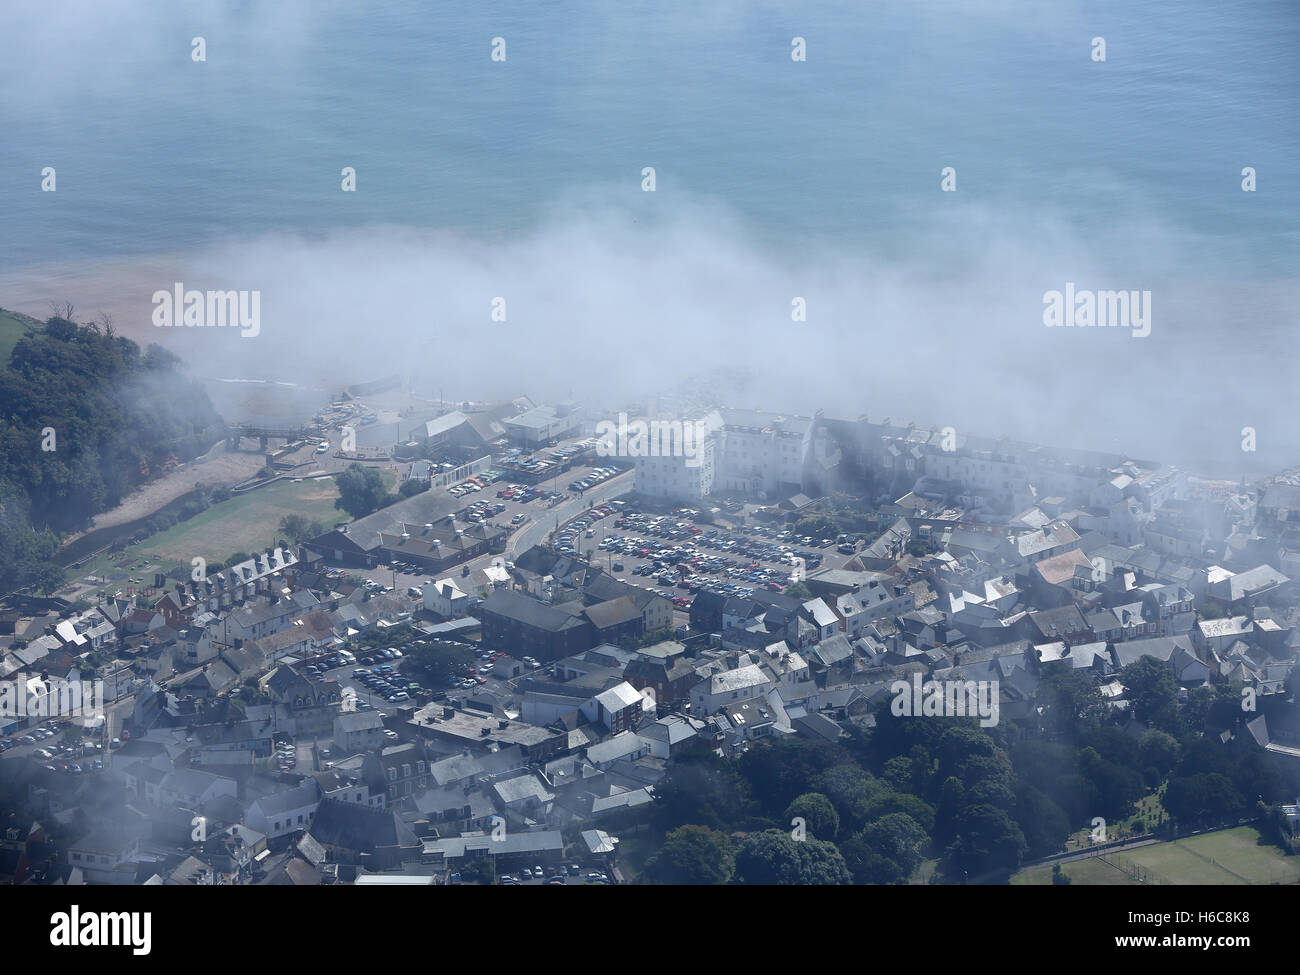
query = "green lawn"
(1012, 857, 1138, 886)
(0, 307, 39, 361)
(1012, 826, 1300, 886)
(1174, 826, 1300, 885)
(79, 477, 341, 582)
(1119, 843, 1239, 885)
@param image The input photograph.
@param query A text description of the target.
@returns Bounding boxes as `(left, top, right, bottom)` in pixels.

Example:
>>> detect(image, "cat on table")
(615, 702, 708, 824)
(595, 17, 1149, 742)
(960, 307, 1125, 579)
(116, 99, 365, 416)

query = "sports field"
(1012, 826, 1300, 886)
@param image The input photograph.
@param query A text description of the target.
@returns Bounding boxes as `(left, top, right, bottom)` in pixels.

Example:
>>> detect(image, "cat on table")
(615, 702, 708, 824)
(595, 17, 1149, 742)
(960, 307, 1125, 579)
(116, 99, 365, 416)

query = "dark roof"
(584, 596, 642, 630)
(308, 798, 418, 853)
(1027, 605, 1088, 638)
(482, 590, 590, 633)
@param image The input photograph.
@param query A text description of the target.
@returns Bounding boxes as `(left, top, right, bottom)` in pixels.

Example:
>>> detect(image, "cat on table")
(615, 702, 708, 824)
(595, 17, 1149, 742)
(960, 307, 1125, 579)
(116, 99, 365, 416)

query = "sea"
(0, 0, 1296, 477)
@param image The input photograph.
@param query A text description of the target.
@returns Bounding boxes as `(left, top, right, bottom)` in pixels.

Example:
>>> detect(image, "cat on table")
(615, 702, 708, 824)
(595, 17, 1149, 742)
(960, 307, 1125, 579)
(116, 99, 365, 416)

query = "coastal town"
(5, 381, 1300, 886)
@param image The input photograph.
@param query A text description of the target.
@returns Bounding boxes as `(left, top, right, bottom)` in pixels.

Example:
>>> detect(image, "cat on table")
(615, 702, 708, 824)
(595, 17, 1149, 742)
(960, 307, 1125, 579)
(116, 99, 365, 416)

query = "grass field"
(1012, 826, 1300, 886)
(78, 476, 341, 582)
(1013, 857, 1138, 886)
(0, 306, 39, 361)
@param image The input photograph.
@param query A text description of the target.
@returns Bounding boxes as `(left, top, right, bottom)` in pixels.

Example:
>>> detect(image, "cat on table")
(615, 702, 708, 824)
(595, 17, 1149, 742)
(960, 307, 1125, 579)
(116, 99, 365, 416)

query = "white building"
(423, 579, 469, 617)
(689, 663, 772, 714)
(632, 411, 725, 501)
(714, 409, 813, 498)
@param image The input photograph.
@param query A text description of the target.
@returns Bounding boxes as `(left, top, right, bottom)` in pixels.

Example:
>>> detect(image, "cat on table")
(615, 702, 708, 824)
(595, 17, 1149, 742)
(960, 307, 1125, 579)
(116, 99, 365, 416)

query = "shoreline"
(1, 247, 1297, 485)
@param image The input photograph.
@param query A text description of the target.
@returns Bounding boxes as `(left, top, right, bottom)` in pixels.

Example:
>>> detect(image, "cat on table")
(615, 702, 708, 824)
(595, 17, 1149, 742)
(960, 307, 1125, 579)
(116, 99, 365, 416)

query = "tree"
(783, 581, 812, 599)
(940, 803, 1028, 880)
(1077, 746, 1145, 823)
(738, 738, 847, 817)
(1037, 668, 1108, 739)
(642, 825, 735, 885)
(1163, 773, 1245, 829)
(335, 463, 394, 519)
(399, 478, 428, 499)
(809, 763, 887, 831)
(0, 316, 222, 592)
(1119, 658, 1183, 735)
(1137, 730, 1181, 781)
(841, 812, 928, 884)
(279, 514, 325, 543)
(784, 793, 840, 840)
(1014, 785, 1072, 859)
(865, 791, 936, 833)
(653, 748, 758, 832)
(793, 514, 837, 539)
(733, 830, 852, 885)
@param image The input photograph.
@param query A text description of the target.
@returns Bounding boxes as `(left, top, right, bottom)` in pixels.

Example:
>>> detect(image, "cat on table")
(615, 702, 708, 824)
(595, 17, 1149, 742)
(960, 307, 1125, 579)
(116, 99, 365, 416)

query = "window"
(387, 768, 397, 781)
(416, 761, 426, 774)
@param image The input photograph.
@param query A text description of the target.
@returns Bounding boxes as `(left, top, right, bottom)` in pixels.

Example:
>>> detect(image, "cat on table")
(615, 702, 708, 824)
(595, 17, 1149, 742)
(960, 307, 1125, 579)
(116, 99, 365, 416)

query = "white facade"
(689, 663, 772, 714)
(632, 412, 725, 501)
(423, 579, 469, 617)
(714, 409, 812, 497)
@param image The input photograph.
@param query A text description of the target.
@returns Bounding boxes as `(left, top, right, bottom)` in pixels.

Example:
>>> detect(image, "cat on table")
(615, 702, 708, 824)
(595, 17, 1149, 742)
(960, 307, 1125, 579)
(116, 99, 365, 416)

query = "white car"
(316, 442, 329, 453)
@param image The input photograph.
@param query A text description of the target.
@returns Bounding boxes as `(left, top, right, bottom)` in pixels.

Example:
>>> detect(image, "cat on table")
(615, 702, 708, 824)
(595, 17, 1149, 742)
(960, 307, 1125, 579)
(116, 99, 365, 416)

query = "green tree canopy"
(642, 825, 735, 885)
(732, 829, 852, 885)
(784, 793, 840, 840)
(335, 463, 394, 519)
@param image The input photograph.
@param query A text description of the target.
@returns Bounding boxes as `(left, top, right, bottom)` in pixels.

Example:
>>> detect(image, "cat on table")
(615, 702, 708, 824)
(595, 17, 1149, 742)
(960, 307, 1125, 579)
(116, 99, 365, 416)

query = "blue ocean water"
(0, 0, 1295, 273)
(0, 0, 1297, 476)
